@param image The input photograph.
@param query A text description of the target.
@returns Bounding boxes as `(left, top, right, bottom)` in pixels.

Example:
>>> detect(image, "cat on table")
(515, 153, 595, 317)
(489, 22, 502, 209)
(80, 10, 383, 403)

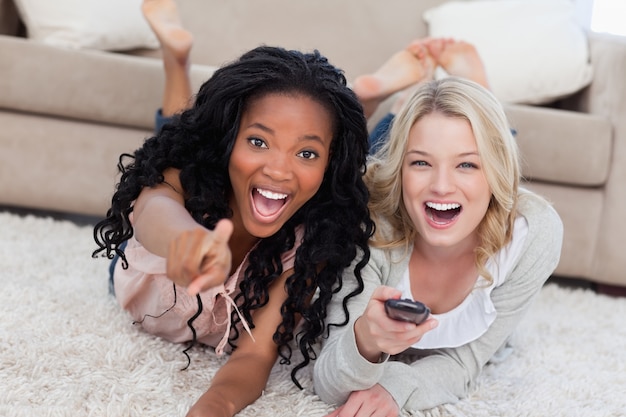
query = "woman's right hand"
(323, 384, 399, 417)
(354, 286, 438, 362)
(166, 219, 234, 295)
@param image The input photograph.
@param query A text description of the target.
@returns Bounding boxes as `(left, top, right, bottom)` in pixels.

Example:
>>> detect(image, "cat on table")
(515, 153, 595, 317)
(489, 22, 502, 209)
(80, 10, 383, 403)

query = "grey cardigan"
(313, 193, 563, 412)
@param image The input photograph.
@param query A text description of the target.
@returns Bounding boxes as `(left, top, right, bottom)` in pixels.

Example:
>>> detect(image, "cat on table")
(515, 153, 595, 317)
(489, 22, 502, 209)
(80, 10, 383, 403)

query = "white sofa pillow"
(423, 0, 593, 104)
(13, 0, 158, 51)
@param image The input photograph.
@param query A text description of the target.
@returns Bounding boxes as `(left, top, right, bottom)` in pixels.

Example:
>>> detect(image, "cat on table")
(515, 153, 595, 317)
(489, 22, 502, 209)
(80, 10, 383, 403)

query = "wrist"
(354, 317, 384, 363)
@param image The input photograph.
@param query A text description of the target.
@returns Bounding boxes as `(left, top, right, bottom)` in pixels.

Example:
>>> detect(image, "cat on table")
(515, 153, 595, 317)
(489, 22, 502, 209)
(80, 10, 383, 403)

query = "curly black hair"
(93, 45, 374, 387)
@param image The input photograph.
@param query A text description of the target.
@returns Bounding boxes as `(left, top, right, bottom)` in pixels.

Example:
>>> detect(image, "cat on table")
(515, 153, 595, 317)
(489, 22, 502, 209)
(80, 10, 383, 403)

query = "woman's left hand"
(323, 384, 399, 417)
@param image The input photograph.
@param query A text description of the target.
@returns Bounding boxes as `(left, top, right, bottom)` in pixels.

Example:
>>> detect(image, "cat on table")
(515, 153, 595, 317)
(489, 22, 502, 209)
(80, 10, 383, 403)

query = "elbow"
(312, 363, 348, 407)
(313, 372, 346, 406)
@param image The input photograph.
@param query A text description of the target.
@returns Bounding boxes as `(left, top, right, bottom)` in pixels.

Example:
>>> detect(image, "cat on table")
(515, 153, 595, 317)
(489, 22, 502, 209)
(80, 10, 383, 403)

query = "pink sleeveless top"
(113, 227, 302, 355)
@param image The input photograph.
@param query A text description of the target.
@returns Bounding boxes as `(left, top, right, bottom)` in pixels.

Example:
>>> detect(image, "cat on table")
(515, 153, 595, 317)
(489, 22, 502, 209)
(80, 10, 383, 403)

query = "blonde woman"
(314, 77, 563, 416)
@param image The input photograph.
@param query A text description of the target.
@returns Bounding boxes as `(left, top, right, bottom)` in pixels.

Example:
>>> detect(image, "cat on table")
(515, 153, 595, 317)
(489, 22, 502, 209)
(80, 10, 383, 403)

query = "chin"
(246, 221, 282, 239)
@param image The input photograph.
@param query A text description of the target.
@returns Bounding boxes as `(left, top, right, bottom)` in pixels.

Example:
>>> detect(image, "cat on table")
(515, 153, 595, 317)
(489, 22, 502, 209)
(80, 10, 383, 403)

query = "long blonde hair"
(366, 77, 521, 283)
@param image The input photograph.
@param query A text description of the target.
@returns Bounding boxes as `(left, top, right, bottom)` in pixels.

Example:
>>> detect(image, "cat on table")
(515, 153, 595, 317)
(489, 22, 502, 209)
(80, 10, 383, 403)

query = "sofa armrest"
(560, 32, 626, 120)
(559, 32, 626, 285)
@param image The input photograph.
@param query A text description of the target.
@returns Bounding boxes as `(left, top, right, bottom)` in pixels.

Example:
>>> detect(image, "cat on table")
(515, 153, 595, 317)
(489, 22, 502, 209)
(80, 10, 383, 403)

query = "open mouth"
(252, 188, 288, 218)
(425, 202, 462, 225)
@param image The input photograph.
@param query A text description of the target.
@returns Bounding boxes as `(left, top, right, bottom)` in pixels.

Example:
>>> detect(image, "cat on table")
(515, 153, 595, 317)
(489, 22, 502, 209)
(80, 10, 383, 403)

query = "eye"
(248, 137, 268, 149)
(410, 160, 429, 167)
(459, 162, 478, 169)
(297, 150, 319, 160)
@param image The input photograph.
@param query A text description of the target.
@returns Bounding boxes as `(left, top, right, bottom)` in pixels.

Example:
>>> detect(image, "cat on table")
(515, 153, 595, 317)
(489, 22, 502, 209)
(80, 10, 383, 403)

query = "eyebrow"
(247, 122, 328, 145)
(406, 149, 480, 157)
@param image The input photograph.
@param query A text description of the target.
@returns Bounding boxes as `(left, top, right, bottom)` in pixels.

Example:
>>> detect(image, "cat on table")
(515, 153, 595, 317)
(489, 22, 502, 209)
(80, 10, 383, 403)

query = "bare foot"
(425, 38, 490, 90)
(142, 0, 193, 64)
(142, 0, 194, 116)
(353, 42, 435, 118)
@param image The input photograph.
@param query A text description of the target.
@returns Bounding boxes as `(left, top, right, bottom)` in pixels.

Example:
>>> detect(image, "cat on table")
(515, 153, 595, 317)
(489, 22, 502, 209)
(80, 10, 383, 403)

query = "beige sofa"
(1, 0, 625, 289)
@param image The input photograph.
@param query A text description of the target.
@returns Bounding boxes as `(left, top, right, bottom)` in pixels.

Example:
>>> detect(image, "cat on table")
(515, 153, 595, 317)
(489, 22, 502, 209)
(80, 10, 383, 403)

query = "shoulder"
(364, 243, 410, 288)
(507, 188, 564, 283)
(488, 190, 564, 304)
(517, 189, 563, 240)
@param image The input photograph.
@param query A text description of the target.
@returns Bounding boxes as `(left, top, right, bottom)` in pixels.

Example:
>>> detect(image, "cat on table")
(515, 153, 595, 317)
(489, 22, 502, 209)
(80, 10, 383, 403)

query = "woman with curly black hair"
(92, 40, 374, 417)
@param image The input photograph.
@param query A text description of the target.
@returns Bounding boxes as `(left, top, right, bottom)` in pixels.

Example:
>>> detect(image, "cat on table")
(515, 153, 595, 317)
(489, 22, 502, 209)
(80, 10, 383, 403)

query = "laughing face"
(401, 111, 492, 250)
(228, 93, 333, 239)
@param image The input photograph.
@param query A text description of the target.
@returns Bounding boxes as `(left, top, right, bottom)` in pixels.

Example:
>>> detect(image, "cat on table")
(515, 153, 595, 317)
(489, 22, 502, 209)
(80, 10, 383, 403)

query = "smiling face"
(228, 93, 333, 239)
(401, 111, 492, 251)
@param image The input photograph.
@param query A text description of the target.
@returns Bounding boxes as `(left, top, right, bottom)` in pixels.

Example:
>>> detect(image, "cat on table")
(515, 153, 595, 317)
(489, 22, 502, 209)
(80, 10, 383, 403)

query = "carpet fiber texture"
(1, 212, 625, 417)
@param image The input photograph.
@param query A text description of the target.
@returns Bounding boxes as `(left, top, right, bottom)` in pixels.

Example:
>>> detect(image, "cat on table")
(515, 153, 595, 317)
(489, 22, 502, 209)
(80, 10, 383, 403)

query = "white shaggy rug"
(1, 211, 625, 417)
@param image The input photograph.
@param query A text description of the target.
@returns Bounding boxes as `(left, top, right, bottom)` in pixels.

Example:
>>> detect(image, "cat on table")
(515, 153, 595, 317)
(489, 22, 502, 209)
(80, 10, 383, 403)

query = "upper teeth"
(257, 188, 287, 200)
(426, 202, 460, 211)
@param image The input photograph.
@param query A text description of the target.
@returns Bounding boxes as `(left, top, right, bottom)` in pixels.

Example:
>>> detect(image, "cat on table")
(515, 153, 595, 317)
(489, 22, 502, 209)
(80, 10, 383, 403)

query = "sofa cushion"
(12, 0, 158, 51)
(423, 0, 593, 105)
(173, 0, 439, 81)
(0, 35, 215, 130)
(505, 104, 612, 187)
(0, 109, 150, 216)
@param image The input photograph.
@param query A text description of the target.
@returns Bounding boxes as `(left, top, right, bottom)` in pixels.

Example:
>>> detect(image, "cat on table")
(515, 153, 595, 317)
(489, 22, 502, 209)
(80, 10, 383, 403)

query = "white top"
(398, 216, 529, 349)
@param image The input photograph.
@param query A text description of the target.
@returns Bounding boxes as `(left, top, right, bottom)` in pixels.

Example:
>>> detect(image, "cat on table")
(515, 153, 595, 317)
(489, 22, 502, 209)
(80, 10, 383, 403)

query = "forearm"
(376, 292, 533, 411)
(314, 254, 387, 405)
(133, 193, 201, 257)
(378, 325, 505, 411)
(314, 320, 386, 405)
(189, 272, 291, 416)
(190, 353, 274, 417)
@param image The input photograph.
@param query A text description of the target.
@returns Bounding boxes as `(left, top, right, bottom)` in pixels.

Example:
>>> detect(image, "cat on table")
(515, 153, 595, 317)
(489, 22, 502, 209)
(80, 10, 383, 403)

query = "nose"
(429, 167, 456, 195)
(262, 152, 294, 181)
